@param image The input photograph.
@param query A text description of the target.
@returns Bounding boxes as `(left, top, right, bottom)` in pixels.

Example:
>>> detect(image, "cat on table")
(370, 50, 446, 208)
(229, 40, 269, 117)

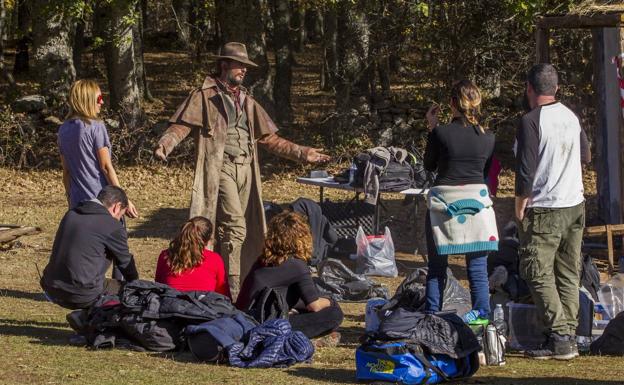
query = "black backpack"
(246, 286, 289, 324)
(591, 311, 624, 355)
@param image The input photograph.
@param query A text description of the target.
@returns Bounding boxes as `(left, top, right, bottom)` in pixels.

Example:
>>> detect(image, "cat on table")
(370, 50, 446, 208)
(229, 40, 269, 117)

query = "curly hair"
(167, 217, 213, 275)
(259, 211, 312, 267)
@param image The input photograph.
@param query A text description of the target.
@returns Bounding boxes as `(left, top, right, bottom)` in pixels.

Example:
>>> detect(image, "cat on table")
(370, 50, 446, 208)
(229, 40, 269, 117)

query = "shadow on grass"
(466, 378, 624, 385)
(0, 319, 73, 346)
(343, 313, 365, 324)
(286, 367, 355, 383)
(337, 326, 363, 348)
(0, 318, 67, 328)
(0, 288, 48, 302)
(128, 207, 187, 239)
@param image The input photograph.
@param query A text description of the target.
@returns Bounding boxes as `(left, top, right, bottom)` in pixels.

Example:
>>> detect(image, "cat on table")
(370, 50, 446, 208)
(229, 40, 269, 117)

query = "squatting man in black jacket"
(40, 186, 139, 313)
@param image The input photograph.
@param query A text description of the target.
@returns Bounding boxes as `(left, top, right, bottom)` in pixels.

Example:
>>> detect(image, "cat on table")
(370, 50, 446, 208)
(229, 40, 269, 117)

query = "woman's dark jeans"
(424, 210, 491, 317)
(289, 300, 344, 338)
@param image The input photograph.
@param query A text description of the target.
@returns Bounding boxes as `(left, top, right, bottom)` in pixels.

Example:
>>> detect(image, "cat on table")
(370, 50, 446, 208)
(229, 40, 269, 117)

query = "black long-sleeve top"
(424, 118, 495, 186)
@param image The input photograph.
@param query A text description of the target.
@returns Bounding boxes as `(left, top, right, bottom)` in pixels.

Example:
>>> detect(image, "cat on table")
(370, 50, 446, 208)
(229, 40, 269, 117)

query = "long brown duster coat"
(158, 76, 310, 279)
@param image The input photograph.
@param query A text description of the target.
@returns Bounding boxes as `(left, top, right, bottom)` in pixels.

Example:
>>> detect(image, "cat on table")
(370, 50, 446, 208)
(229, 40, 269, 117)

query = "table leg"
(373, 192, 381, 235)
(319, 186, 324, 203)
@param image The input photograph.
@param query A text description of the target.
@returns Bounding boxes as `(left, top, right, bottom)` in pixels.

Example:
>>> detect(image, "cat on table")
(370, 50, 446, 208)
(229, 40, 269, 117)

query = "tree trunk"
(133, 0, 152, 100)
(335, 1, 370, 112)
(12, 0, 30, 75)
(320, 5, 337, 91)
(0, 0, 16, 90)
(290, 1, 305, 52)
(270, 0, 292, 126)
(172, 0, 192, 50)
(216, 0, 274, 115)
(95, 0, 143, 129)
(31, 0, 76, 109)
(72, 18, 85, 77)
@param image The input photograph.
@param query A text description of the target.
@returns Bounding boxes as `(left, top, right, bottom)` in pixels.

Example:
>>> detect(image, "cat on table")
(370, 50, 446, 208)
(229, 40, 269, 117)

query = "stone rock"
(13, 95, 47, 113)
(352, 115, 369, 127)
(105, 118, 120, 129)
(43, 116, 63, 126)
(381, 113, 393, 123)
(152, 121, 169, 134)
(374, 100, 391, 110)
(397, 121, 410, 133)
(378, 124, 393, 147)
(393, 116, 405, 126)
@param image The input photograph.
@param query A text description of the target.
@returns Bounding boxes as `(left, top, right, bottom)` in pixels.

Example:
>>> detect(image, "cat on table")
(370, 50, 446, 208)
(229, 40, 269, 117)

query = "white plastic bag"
(598, 273, 624, 319)
(355, 226, 398, 277)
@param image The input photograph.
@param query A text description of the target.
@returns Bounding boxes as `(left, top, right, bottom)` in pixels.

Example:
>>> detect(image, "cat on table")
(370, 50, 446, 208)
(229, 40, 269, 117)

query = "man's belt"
(225, 153, 252, 164)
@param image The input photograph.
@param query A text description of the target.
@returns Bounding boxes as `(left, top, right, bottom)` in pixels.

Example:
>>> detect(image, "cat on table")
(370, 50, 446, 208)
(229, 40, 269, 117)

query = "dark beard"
(226, 72, 243, 86)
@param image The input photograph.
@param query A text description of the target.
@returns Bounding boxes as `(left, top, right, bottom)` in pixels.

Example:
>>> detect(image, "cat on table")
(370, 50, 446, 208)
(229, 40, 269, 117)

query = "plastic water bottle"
(493, 304, 504, 323)
(348, 162, 357, 185)
(492, 303, 507, 335)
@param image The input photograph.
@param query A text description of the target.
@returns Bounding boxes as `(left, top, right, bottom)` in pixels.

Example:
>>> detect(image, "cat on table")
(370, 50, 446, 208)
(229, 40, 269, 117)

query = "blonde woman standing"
(423, 79, 498, 322)
(58, 79, 138, 217)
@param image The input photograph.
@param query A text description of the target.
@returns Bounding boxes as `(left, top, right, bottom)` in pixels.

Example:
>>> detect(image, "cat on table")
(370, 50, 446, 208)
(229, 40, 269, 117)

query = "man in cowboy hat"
(154, 42, 329, 298)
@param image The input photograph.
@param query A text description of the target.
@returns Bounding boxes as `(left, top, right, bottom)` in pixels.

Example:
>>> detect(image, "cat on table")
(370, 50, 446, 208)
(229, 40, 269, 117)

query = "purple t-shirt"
(58, 118, 111, 209)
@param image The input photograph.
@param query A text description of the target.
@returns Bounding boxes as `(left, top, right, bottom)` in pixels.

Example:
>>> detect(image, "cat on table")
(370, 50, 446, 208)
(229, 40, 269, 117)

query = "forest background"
(0, 0, 601, 173)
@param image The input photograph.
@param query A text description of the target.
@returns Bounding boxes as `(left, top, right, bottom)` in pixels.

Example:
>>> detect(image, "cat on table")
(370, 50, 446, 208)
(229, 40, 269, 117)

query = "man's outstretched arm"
(257, 133, 330, 163)
(154, 123, 193, 160)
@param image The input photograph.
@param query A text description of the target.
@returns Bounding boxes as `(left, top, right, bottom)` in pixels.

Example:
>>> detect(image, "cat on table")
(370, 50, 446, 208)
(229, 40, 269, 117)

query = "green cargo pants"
(518, 202, 585, 336)
(216, 158, 252, 297)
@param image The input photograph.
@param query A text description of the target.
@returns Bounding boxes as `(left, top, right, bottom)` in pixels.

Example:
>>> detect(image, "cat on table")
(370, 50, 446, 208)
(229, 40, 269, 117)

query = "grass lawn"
(1, 166, 623, 385)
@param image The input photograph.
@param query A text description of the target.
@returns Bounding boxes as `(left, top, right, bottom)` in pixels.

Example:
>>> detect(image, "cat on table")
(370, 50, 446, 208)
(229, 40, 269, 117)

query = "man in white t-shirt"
(515, 63, 585, 361)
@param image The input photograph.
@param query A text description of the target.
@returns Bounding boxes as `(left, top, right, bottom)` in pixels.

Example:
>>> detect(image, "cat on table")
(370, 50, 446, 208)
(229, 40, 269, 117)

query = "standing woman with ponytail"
(423, 80, 498, 322)
(155, 217, 230, 297)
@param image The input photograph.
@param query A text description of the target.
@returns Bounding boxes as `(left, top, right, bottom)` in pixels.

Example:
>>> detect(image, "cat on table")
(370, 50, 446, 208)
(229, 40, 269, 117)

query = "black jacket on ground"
(40, 200, 138, 307)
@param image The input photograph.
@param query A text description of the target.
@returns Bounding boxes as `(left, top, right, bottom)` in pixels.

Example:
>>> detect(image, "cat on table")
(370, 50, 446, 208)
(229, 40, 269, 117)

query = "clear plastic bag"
(355, 226, 398, 277)
(597, 273, 624, 319)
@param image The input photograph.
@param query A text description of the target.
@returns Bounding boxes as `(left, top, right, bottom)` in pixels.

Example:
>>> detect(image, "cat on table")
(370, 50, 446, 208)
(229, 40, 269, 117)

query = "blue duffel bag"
(355, 341, 479, 384)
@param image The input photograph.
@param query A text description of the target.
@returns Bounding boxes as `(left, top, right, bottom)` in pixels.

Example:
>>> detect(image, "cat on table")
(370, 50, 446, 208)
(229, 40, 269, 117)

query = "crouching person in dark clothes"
(236, 212, 343, 347)
(41, 186, 139, 322)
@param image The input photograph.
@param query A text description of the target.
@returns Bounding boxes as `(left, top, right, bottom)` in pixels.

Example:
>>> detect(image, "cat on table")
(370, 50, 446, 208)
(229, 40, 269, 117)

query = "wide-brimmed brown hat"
(211, 42, 258, 67)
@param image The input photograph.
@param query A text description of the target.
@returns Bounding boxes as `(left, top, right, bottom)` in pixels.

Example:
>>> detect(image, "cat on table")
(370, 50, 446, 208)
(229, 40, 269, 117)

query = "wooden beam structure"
(0, 226, 41, 244)
(536, 27, 550, 63)
(537, 13, 624, 29)
(592, 27, 624, 225)
(585, 224, 624, 273)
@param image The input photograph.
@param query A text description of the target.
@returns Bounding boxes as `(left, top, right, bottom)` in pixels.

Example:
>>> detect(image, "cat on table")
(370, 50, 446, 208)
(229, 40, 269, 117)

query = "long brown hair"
(167, 217, 213, 275)
(451, 79, 484, 133)
(259, 212, 312, 267)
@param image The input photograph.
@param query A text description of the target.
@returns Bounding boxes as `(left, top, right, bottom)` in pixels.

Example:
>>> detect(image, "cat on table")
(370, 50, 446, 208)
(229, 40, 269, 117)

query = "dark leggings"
(289, 300, 344, 338)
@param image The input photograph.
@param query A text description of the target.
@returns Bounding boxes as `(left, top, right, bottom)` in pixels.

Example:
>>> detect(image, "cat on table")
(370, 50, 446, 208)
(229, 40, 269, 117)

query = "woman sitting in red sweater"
(155, 217, 230, 298)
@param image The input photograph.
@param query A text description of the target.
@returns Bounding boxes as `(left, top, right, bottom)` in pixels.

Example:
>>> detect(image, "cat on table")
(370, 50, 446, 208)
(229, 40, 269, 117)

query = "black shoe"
(525, 343, 554, 360)
(66, 310, 87, 333)
(525, 333, 576, 361)
(551, 333, 576, 360)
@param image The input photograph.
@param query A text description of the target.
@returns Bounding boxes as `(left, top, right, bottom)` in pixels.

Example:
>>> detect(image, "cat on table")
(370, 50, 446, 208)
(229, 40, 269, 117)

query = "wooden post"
(536, 27, 550, 63)
(592, 27, 623, 224)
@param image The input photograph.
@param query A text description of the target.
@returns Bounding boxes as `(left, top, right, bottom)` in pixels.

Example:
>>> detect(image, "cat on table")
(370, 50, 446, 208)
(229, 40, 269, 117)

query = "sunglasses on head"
(97, 94, 103, 104)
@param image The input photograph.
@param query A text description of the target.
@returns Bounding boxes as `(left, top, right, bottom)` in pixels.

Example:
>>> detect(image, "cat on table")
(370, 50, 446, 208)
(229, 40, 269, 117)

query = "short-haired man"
(154, 42, 329, 298)
(515, 63, 585, 360)
(41, 186, 139, 310)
